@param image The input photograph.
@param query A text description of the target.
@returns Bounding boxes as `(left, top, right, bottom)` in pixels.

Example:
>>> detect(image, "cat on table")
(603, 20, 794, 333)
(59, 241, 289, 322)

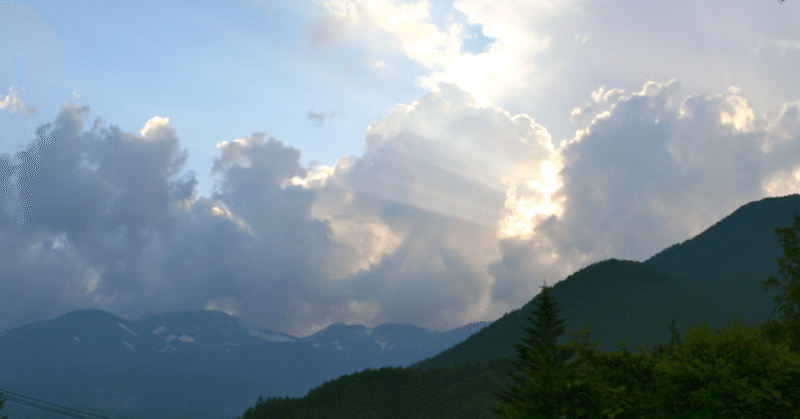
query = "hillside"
(239, 194, 800, 418)
(412, 194, 796, 371)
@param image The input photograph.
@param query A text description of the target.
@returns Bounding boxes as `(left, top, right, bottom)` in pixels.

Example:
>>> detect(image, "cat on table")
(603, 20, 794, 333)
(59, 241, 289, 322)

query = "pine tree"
(492, 282, 576, 418)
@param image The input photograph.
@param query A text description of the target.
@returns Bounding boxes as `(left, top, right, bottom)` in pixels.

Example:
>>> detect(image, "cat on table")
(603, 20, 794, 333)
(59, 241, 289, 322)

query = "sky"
(0, 0, 799, 338)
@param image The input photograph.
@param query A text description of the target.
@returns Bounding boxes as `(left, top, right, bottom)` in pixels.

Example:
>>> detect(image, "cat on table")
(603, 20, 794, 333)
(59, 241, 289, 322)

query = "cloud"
(0, 87, 38, 116)
(489, 79, 800, 308)
(288, 82, 556, 332)
(307, 109, 343, 127)
(307, 0, 800, 152)
(0, 115, 59, 225)
(0, 103, 343, 334)
(0, 81, 555, 337)
(4, 75, 800, 340)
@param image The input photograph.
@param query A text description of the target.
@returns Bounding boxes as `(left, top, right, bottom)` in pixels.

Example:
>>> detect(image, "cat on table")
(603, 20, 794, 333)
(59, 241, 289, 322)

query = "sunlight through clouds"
(500, 160, 563, 238)
(2, 0, 800, 340)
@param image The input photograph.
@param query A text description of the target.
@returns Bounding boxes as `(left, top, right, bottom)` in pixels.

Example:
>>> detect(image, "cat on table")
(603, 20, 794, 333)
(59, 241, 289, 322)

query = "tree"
(0, 393, 7, 419)
(761, 214, 800, 353)
(552, 318, 800, 419)
(651, 318, 800, 418)
(649, 318, 683, 358)
(492, 283, 578, 418)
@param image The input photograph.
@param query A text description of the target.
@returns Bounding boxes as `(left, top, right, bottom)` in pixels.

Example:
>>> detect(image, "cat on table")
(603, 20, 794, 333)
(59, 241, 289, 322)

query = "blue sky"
(4, 0, 447, 197)
(1, 0, 800, 338)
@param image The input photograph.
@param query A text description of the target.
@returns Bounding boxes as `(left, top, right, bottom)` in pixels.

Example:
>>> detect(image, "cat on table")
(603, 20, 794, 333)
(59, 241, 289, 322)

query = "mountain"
(5, 193, 799, 419)
(644, 194, 800, 324)
(242, 194, 800, 418)
(131, 309, 268, 356)
(411, 194, 796, 371)
(412, 259, 723, 371)
(0, 309, 155, 378)
(297, 322, 490, 366)
(0, 309, 489, 419)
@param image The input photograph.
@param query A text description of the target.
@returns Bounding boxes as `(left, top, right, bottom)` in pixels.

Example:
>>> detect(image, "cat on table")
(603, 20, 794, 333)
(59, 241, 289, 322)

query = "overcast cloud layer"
(0, 0, 799, 337)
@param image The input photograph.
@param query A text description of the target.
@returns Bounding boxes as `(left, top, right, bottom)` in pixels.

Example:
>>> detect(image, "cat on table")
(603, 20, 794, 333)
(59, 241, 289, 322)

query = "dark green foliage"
(0, 394, 7, 419)
(237, 359, 516, 419)
(648, 318, 800, 418)
(649, 318, 683, 357)
(761, 214, 800, 353)
(492, 284, 577, 418)
(557, 318, 800, 419)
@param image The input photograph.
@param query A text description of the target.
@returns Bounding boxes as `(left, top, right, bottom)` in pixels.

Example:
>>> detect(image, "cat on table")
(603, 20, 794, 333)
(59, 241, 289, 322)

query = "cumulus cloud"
(0, 116, 58, 225)
(308, 0, 800, 152)
(4, 75, 800, 340)
(0, 87, 38, 116)
(489, 79, 800, 308)
(0, 81, 558, 336)
(0, 103, 340, 334)
(285, 82, 558, 332)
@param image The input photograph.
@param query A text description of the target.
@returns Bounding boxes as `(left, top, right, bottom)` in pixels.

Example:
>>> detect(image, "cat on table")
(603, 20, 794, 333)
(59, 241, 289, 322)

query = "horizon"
(1, 0, 799, 340)
(0, 305, 495, 339)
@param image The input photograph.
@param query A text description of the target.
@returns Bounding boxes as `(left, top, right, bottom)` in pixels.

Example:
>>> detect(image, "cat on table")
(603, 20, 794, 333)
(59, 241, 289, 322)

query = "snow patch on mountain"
(122, 340, 135, 352)
(247, 330, 296, 343)
(73, 336, 79, 342)
(165, 334, 196, 343)
(117, 323, 138, 336)
(375, 340, 388, 349)
(152, 326, 166, 335)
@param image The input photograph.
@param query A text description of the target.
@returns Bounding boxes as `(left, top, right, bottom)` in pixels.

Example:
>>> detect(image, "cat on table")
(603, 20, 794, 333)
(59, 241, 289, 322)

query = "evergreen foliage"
(491, 283, 577, 418)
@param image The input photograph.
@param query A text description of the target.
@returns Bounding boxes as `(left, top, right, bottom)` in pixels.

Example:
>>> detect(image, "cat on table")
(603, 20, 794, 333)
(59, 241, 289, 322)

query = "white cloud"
(490, 79, 800, 308)
(138, 116, 171, 138)
(0, 87, 37, 116)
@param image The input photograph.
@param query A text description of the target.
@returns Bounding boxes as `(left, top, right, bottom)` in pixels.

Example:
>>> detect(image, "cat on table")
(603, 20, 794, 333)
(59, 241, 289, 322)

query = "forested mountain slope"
(239, 194, 800, 418)
(412, 194, 796, 371)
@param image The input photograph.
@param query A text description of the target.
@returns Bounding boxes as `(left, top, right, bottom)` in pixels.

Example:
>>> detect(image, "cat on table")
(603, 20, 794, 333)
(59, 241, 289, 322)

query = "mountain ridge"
(410, 194, 797, 371)
(0, 307, 490, 419)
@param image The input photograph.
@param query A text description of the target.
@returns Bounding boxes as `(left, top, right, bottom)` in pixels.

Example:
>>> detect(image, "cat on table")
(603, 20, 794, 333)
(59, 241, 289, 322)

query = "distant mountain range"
(4, 193, 800, 419)
(0, 308, 489, 419)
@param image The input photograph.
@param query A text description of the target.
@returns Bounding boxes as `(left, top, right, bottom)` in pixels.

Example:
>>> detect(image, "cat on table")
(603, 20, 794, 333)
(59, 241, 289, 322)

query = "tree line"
(492, 215, 800, 418)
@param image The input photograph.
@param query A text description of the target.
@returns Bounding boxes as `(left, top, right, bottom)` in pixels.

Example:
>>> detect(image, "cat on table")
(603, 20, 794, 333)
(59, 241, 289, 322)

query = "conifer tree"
(492, 282, 576, 418)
